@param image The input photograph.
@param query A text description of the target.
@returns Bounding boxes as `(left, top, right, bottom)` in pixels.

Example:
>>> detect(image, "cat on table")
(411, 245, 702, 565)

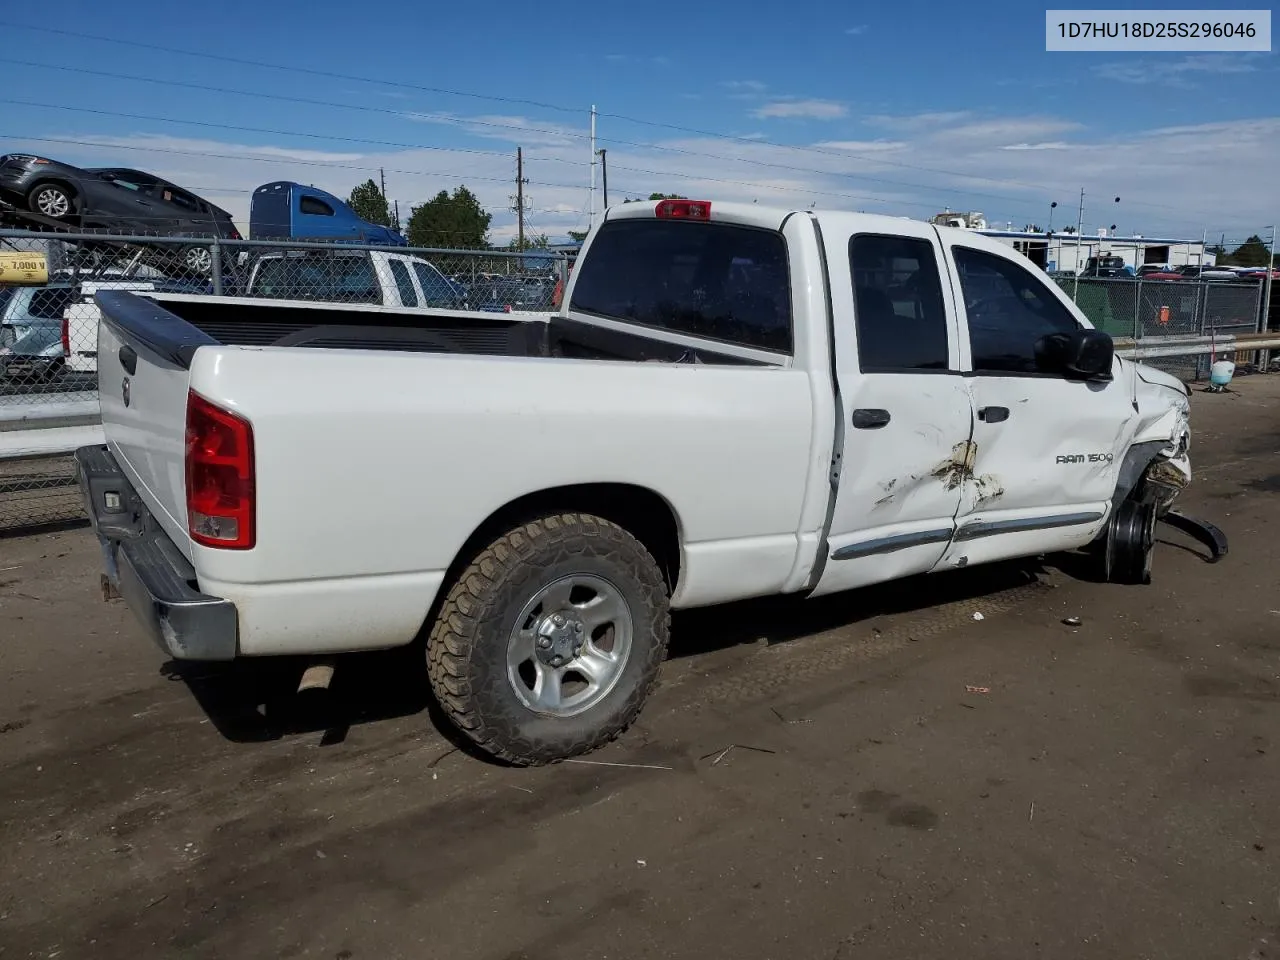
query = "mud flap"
(1159, 510, 1228, 563)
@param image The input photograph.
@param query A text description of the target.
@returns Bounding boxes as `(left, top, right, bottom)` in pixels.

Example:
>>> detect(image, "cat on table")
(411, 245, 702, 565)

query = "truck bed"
(111, 291, 773, 366)
(142, 292, 549, 357)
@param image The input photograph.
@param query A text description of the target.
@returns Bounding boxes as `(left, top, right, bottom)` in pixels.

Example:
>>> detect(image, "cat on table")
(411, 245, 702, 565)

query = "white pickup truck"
(75, 198, 1195, 766)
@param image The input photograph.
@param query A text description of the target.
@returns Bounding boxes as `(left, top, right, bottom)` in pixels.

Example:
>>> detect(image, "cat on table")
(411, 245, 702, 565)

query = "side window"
(953, 246, 1080, 374)
(162, 189, 201, 212)
(412, 261, 452, 306)
(28, 287, 73, 319)
(299, 196, 334, 217)
(388, 260, 418, 307)
(848, 234, 950, 371)
(569, 219, 792, 353)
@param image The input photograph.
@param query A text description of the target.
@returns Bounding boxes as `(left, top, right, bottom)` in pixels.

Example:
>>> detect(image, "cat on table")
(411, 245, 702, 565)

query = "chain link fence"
(0, 229, 568, 532)
(1056, 276, 1266, 380)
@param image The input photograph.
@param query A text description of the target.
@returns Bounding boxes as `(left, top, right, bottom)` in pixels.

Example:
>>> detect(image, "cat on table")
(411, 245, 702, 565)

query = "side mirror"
(1034, 328, 1114, 381)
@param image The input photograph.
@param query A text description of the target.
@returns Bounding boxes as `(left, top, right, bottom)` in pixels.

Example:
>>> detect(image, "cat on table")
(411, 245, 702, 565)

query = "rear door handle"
(118, 345, 137, 375)
(851, 408, 891, 429)
(978, 406, 1009, 423)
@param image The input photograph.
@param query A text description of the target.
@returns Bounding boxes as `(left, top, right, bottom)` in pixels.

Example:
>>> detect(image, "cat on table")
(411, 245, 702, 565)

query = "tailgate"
(95, 290, 218, 560)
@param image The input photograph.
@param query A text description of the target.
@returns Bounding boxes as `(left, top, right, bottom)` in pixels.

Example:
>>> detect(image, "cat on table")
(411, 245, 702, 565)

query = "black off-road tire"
(1104, 498, 1156, 585)
(426, 513, 670, 766)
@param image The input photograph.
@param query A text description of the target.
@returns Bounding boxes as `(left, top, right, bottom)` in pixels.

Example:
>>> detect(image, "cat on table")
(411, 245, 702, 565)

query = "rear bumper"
(75, 444, 239, 661)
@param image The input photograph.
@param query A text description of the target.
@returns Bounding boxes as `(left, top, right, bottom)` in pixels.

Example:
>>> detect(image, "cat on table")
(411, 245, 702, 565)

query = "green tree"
(649, 192, 687, 200)
(1224, 235, 1271, 268)
(348, 179, 391, 227)
(507, 232, 550, 251)
(567, 230, 588, 243)
(406, 187, 492, 249)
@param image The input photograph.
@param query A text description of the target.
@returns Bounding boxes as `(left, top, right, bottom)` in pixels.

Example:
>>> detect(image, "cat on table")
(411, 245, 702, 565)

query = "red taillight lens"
(185, 389, 255, 549)
(654, 199, 711, 220)
(60, 317, 69, 357)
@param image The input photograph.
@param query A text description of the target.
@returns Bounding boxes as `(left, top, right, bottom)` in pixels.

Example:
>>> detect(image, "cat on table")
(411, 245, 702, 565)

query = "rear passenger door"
(810, 222, 975, 598)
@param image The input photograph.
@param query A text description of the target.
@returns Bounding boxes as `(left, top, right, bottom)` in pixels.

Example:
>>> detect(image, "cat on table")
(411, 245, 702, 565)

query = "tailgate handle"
(978, 406, 1009, 423)
(118, 345, 138, 375)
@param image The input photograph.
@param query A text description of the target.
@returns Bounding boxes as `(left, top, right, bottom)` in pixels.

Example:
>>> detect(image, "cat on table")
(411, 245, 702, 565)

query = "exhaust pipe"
(297, 658, 336, 694)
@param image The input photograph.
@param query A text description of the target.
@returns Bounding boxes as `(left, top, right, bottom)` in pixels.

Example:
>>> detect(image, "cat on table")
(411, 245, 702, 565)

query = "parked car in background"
(469, 274, 557, 312)
(1178, 265, 1239, 281)
(0, 282, 75, 341)
(1080, 255, 1128, 278)
(242, 249, 466, 309)
(0, 154, 240, 274)
(249, 181, 407, 246)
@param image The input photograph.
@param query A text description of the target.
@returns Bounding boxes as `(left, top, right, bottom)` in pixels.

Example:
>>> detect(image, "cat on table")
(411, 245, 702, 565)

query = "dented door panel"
(808, 216, 975, 599)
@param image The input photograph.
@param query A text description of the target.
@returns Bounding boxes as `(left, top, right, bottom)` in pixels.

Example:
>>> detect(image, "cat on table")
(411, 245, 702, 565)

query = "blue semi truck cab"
(249, 181, 408, 245)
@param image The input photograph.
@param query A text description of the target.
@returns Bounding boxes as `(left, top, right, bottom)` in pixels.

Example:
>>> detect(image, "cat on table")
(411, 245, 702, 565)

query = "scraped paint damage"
(929, 440, 1002, 503)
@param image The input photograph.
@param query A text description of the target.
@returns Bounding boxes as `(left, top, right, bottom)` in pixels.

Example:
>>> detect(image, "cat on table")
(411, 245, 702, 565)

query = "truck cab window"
(953, 246, 1080, 374)
(568, 219, 792, 353)
(848, 234, 950, 371)
(299, 196, 334, 216)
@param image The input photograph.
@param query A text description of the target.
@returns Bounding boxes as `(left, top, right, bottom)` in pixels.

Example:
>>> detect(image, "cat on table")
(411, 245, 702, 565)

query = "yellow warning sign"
(0, 251, 49, 285)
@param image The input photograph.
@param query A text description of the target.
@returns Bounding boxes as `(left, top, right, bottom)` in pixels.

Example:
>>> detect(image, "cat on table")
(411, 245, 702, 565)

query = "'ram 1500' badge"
(1056, 453, 1113, 464)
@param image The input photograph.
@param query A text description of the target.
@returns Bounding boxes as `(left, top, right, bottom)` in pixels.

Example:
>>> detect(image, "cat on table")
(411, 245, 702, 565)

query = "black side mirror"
(1034, 328, 1114, 381)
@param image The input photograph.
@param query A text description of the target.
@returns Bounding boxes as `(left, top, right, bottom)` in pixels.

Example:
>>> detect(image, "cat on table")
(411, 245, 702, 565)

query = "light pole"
(596, 149, 608, 209)
(1048, 200, 1057, 232)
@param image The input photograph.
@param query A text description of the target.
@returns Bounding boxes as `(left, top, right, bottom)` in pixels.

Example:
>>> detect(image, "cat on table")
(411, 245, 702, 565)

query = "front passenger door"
(936, 240, 1136, 569)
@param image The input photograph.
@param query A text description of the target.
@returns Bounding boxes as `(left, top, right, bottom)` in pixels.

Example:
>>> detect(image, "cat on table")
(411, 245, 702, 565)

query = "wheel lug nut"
(574, 623, 583, 634)
(537, 637, 551, 648)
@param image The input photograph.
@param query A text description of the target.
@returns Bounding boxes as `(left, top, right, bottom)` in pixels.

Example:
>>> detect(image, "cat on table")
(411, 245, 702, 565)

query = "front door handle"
(851, 408, 891, 429)
(978, 406, 1009, 423)
(118, 344, 137, 375)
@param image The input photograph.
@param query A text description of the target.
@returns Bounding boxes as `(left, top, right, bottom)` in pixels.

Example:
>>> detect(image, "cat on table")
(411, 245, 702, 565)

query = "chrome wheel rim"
(185, 247, 212, 272)
(506, 574, 633, 718)
(35, 188, 70, 218)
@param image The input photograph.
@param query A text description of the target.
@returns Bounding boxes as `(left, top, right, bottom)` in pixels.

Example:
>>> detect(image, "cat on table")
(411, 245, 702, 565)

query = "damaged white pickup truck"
(77, 198, 1196, 765)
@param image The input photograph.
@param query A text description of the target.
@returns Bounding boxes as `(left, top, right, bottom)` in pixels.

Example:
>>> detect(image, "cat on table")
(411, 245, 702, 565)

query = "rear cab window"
(568, 218, 792, 354)
(250, 255, 381, 304)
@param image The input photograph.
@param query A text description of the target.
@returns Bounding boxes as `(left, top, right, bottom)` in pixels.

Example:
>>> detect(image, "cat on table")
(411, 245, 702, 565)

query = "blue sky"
(1, 0, 1276, 243)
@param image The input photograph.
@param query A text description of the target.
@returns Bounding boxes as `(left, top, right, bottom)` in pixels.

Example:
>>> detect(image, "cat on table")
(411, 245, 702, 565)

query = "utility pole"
(597, 149, 608, 209)
(589, 104, 598, 229)
(379, 167, 386, 201)
(393, 199, 401, 233)
(516, 147, 526, 250)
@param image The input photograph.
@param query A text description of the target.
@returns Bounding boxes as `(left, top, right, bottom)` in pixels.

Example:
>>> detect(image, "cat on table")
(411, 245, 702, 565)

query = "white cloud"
(1093, 54, 1263, 86)
(14, 110, 1276, 244)
(721, 80, 767, 92)
(753, 99, 848, 120)
(814, 139, 907, 153)
(845, 24, 869, 35)
(864, 111, 973, 131)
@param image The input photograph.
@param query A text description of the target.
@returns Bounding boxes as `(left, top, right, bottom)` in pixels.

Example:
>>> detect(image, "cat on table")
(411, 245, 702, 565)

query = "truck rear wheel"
(426, 513, 670, 766)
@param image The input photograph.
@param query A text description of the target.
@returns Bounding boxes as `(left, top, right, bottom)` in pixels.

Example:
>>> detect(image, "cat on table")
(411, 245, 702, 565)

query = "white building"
(973, 228, 1211, 274)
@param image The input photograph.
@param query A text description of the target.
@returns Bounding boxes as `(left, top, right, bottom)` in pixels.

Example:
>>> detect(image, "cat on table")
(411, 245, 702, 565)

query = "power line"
(1, 23, 585, 116)
(0, 98, 1059, 219)
(0, 56, 1197, 221)
(0, 98, 588, 169)
(0, 53, 1241, 227)
(0, 135, 591, 194)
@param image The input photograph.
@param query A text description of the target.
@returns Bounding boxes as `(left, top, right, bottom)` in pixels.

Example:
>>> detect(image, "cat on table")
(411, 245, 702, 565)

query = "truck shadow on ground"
(167, 555, 1065, 756)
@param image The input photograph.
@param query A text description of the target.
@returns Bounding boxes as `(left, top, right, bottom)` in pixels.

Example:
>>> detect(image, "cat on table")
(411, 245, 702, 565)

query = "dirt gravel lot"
(2, 375, 1279, 960)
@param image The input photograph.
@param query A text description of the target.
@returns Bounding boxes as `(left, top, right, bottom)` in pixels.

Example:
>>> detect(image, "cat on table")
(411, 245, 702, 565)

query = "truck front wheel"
(426, 513, 671, 766)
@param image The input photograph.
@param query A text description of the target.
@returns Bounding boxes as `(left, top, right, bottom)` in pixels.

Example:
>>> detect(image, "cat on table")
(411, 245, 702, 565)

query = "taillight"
(185, 389, 255, 549)
(654, 199, 711, 220)
(60, 317, 69, 356)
